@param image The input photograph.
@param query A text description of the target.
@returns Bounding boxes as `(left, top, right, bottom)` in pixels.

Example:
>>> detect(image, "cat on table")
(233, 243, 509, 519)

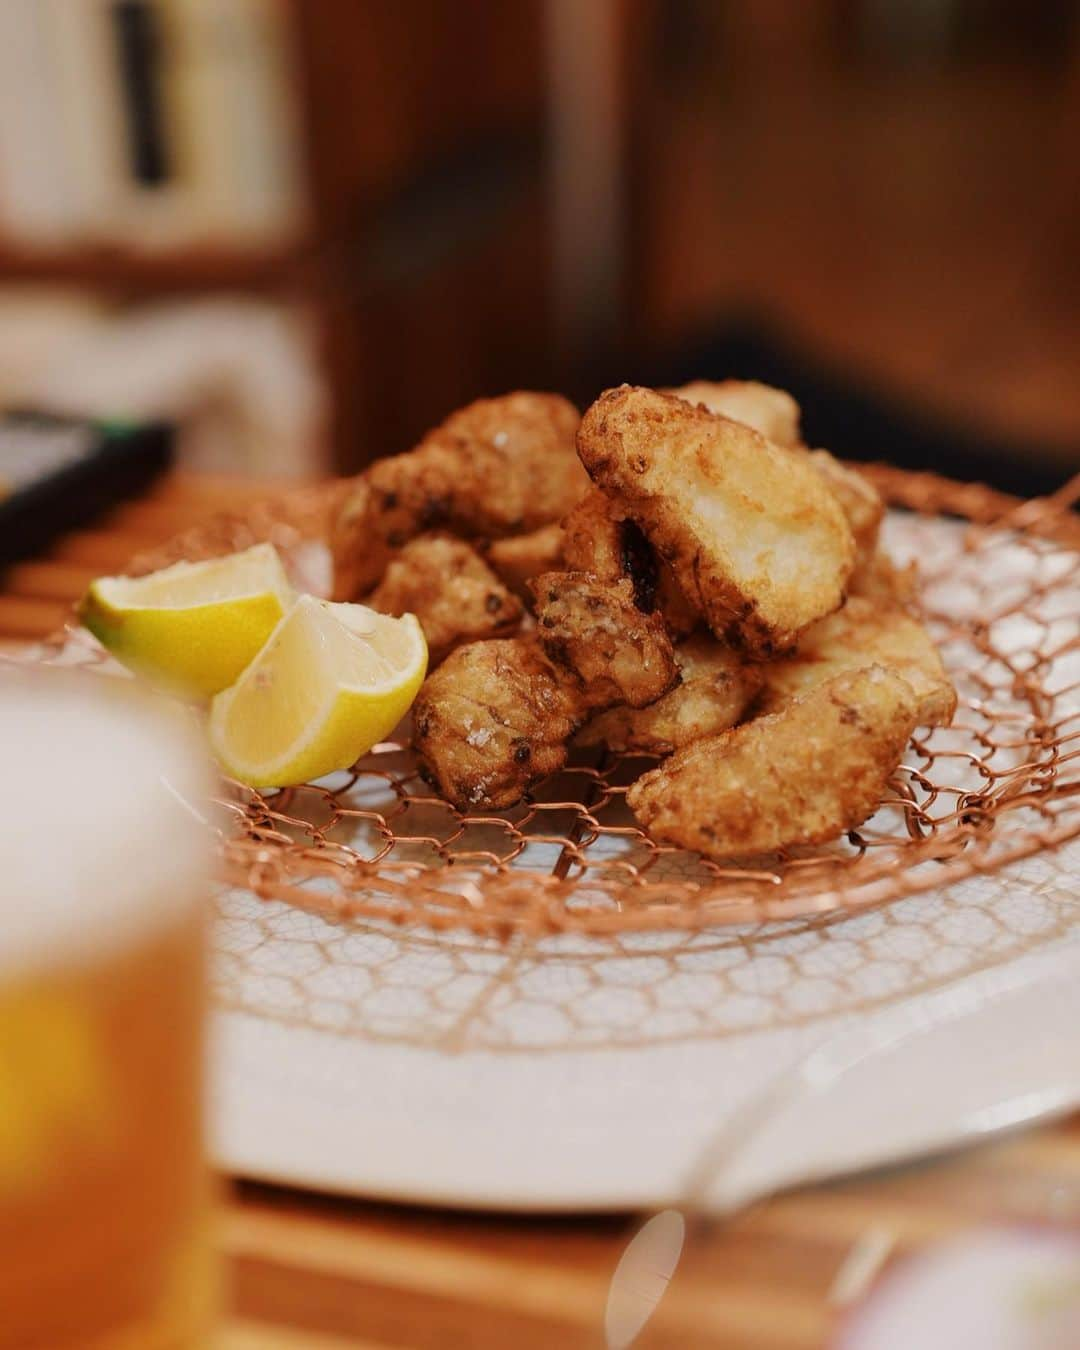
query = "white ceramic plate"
(210, 836, 1079, 1211)
(34, 507, 1079, 1212)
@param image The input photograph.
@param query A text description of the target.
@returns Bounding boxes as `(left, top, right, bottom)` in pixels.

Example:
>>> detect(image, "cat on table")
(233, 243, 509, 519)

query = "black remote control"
(0, 412, 173, 568)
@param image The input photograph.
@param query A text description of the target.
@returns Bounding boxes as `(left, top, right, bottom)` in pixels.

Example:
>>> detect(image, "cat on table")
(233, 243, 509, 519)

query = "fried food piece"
(576, 633, 763, 754)
(332, 392, 585, 599)
(529, 571, 679, 710)
(669, 382, 884, 563)
(671, 380, 801, 447)
(806, 449, 884, 565)
(366, 534, 523, 665)
(414, 563, 680, 810)
(485, 522, 565, 600)
(577, 387, 855, 657)
(412, 637, 584, 810)
(627, 665, 919, 860)
(566, 436, 880, 597)
(561, 487, 624, 577)
(561, 489, 698, 636)
(331, 475, 388, 600)
(850, 550, 919, 605)
(757, 595, 956, 727)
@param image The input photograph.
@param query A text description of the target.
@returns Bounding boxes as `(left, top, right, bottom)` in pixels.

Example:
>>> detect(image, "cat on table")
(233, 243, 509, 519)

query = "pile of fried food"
(331, 382, 956, 862)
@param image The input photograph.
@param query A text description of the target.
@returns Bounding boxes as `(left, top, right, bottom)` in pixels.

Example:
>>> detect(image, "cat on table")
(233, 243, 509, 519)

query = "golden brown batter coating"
(757, 596, 956, 727)
(627, 665, 919, 860)
(412, 637, 585, 810)
(336, 379, 950, 842)
(561, 489, 698, 637)
(485, 522, 566, 601)
(670, 379, 802, 447)
(576, 387, 855, 657)
(560, 487, 624, 577)
(576, 633, 762, 754)
(805, 449, 884, 566)
(670, 383, 884, 564)
(411, 562, 680, 810)
(849, 550, 919, 605)
(528, 571, 679, 711)
(366, 534, 523, 665)
(332, 391, 585, 599)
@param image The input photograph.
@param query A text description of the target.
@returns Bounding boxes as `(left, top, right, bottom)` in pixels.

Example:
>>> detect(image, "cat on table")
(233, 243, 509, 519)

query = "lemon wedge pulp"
(78, 543, 294, 699)
(209, 596, 427, 788)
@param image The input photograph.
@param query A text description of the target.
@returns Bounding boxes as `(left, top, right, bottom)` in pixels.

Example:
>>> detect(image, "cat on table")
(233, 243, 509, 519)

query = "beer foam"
(1, 669, 215, 976)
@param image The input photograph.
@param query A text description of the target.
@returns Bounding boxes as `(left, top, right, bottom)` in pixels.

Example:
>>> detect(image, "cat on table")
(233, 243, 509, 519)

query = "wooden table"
(4, 472, 1078, 1349)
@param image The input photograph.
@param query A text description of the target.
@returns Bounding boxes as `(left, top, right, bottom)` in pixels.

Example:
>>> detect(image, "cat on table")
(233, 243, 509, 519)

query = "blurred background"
(0, 0, 1077, 493)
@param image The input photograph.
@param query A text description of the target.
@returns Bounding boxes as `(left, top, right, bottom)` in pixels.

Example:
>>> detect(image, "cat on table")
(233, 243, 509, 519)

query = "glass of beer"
(0, 669, 217, 1349)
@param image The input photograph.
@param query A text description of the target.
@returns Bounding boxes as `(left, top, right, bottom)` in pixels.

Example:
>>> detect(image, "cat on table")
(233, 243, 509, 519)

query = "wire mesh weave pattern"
(36, 468, 1080, 943)
(23, 467, 1080, 1049)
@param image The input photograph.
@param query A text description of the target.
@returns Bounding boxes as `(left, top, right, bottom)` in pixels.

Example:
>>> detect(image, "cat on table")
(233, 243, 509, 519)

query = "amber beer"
(0, 671, 216, 1348)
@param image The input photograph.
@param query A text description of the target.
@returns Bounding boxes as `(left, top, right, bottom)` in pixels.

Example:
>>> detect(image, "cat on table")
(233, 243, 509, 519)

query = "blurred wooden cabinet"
(0, 0, 554, 473)
(5, 1, 1075, 475)
(293, 1, 555, 468)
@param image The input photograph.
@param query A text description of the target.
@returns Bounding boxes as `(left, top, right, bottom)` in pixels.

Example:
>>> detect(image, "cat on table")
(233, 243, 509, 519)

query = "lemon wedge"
(208, 596, 427, 787)
(78, 543, 294, 700)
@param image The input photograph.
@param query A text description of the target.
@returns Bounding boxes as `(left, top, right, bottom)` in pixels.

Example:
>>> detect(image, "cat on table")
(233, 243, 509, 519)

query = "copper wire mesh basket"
(33, 467, 1080, 952)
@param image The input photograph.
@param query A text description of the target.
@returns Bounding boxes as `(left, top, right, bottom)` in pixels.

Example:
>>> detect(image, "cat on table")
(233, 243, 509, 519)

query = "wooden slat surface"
(4, 472, 1077, 1349)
